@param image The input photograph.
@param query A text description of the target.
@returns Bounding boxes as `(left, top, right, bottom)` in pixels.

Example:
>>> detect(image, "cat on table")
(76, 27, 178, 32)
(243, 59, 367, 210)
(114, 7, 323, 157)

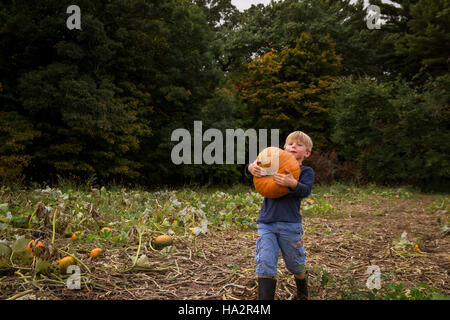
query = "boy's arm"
(288, 167, 314, 199)
(245, 160, 263, 180)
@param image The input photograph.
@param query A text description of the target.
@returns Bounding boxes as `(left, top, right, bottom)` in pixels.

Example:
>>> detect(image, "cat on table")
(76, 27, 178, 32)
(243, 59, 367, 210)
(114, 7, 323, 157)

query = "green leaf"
(0, 243, 12, 268)
(0, 243, 12, 258)
(10, 216, 28, 228)
(430, 292, 450, 300)
(35, 258, 50, 274)
(12, 237, 29, 253)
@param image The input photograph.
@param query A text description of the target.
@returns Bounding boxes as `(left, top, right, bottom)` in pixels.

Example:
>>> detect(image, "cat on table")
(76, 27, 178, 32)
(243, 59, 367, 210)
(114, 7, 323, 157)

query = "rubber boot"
(257, 277, 277, 300)
(294, 274, 308, 300)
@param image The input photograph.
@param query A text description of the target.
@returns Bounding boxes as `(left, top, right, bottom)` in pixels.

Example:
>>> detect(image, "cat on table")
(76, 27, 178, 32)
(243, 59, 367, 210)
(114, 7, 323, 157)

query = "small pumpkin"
(253, 147, 300, 198)
(71, 231, 84, 241)
(99, 227, 113, 237)
(26, 240, 45, 257)
(32, 241, 46, 257)
(89, 248, 102, 259)
(56, 256, 75, 273)
(25, 240, 34, 252)
(151, 234, 173, 250)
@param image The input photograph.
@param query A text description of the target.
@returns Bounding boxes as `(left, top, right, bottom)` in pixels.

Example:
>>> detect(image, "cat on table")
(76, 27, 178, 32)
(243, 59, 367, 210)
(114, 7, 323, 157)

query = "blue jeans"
(255, 222, 306, 277)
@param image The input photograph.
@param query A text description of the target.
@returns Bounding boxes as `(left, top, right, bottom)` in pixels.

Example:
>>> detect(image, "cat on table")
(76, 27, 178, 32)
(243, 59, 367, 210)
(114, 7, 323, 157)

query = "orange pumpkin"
(152, 234, 173, 250)
(99, 227, 113, 237)
(89, 248, 102, 258)
(25, 240, 34, 252)
(56, 256, 75, 273)
(253, 147, 300, 198)
(26, 239, 45, 257)
(71, 231, 84, 241)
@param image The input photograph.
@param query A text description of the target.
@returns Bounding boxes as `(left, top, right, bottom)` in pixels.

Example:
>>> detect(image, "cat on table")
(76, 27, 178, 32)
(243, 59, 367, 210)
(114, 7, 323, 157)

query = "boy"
(245, 131, 314, 300)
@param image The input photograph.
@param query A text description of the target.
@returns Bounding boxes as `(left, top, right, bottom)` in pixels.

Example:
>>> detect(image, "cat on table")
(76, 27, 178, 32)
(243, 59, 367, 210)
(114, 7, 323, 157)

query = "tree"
(0, 0, 151, 182)
(0, 0, 226, 185)
(235, 32, 342, 150)
(331, 75, 450, 189)
(371, 0, 450, 81)
(191, 0, 240, 31)
(0, 110, 40, 183)
(219, 0, 379, 76)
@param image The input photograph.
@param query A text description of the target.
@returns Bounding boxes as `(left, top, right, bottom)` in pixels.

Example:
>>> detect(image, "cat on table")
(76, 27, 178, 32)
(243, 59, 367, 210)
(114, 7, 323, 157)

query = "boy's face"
(284, 139, 311, 163)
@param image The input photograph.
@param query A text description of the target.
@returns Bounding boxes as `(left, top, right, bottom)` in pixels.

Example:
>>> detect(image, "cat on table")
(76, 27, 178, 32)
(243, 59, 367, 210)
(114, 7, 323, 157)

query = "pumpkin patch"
(1, 184, 446, 300)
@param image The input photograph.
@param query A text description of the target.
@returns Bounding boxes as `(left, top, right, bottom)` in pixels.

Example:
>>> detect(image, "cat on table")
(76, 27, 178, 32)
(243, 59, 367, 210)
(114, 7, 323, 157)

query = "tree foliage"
(0, 0, 448, 189)
(0, 0, 230, 185)
(218, 0, 378, 76)
(235, 32, 341, 150)
(372, 0, 450, 82)
(331, 75, 450, 189)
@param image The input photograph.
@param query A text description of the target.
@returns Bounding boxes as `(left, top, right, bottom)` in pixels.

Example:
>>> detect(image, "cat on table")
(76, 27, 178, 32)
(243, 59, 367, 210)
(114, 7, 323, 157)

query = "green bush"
(331, 75, 450, 190)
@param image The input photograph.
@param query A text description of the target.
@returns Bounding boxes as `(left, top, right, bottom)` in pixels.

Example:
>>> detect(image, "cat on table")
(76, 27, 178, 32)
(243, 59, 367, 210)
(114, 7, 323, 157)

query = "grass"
(0, 182, 449, 300)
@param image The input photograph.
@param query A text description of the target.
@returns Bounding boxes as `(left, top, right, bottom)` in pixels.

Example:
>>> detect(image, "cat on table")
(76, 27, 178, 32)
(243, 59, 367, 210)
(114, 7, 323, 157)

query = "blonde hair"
(284, 131, 313, 152)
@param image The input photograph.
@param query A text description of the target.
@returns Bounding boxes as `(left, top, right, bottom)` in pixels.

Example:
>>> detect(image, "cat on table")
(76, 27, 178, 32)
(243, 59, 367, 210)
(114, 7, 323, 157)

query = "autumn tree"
(219, 0, 377, 76)
(0, 0, 227, 185)
(235, 32, 342, 150)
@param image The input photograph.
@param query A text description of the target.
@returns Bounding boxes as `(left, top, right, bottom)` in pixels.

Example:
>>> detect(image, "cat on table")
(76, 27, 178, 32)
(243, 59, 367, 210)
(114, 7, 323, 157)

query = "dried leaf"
(136, 254, 151, 268)
(35, 202, 46, 220)
(90, 204, 100, 219)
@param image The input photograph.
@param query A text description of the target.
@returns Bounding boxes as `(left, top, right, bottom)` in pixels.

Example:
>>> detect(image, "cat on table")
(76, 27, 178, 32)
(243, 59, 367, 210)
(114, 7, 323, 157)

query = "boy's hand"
(273, 169, 298, 189)
(248, 160, 264, 178)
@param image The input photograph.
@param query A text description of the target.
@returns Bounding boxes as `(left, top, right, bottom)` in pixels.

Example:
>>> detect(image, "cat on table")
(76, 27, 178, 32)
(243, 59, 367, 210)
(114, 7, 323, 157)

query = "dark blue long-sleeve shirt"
(245, 164, 314, 224)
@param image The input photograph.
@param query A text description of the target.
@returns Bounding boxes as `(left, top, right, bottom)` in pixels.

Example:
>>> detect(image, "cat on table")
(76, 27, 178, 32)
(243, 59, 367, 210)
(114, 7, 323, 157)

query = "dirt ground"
(2, 195, 448, 300)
